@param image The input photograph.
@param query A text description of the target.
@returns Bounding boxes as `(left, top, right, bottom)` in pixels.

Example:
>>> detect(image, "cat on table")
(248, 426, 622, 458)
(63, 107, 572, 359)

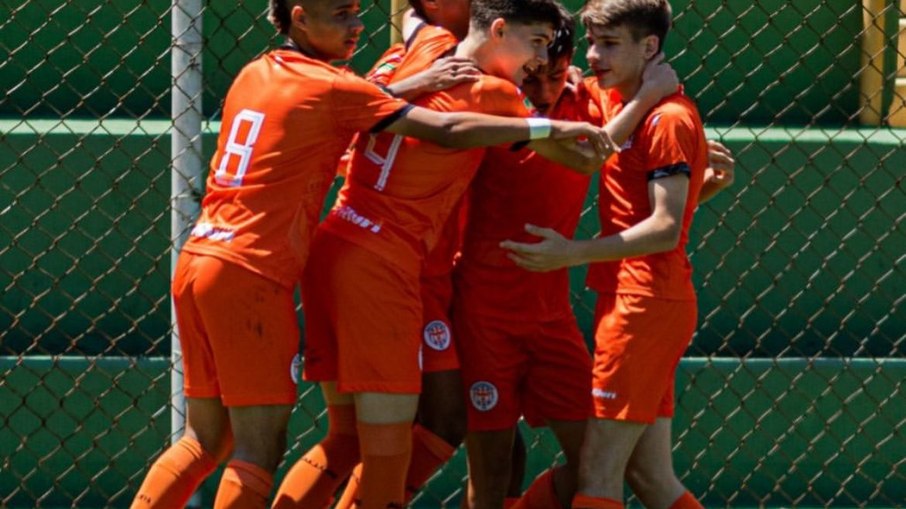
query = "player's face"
(488, 20, 554, 86)
(585, 23, 656, 97)
(520, 54, 572, 116)
(301, 0, 365, 61)
(428, 0, 471, 40)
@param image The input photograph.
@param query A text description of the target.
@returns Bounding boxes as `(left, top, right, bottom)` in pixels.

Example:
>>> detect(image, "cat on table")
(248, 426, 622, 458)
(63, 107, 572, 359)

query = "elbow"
(437, 116, 480, 148)
(651, 221, 682, 253)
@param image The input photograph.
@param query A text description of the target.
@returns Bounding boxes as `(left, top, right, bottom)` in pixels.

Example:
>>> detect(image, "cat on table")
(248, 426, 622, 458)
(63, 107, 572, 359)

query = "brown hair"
(469, 0, 563, 32)
(580, 0, 671, 52)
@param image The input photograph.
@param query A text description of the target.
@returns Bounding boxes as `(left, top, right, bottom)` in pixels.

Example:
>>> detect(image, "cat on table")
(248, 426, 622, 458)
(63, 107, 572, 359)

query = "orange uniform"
(176, 47, 409, 405)
(358, 25, 465, 372)
(586, 84, 708, 423)
(452, 83, 600, 430)
(302, 34, 534, 393)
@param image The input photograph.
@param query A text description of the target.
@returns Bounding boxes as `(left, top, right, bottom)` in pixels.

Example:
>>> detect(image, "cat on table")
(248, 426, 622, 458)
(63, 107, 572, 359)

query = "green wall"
(2, 357, 903, 508)
(4, 122, 902, 357)
(0, 0, 872, 125)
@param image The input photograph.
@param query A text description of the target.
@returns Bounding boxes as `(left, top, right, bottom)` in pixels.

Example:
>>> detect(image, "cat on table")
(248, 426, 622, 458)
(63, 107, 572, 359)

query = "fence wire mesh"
(0, 0, 903, 507)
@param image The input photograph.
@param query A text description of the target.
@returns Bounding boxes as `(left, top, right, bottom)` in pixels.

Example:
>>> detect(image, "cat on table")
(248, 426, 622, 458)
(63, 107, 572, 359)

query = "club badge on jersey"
(423, 320, 452, 351)
(470, 381, 499, 412)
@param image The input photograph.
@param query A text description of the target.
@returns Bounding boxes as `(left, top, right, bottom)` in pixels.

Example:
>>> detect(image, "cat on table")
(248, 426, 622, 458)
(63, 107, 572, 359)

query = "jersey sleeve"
(640, 103, 700, 180)
(329, 73, 412, 133)
(366, 44, 406, 86)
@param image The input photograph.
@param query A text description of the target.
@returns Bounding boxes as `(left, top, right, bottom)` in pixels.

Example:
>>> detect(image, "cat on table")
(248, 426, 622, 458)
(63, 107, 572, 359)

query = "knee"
(625, 462, 676, 499)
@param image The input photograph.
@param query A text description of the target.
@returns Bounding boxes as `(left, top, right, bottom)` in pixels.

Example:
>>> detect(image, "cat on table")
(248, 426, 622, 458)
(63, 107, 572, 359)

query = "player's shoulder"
(407, 23, 457, 48)
(474, 75, 522, 97)
(649, 89, 701, 123)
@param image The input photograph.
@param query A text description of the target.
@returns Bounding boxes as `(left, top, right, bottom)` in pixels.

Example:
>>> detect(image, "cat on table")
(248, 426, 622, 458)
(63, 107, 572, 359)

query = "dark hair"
(580, 0, 671, 52)
(270, 0, 293, 34)
(549, 3, 575, 63)
(408, 0, 430, 21)
(469, 0, 563, 32)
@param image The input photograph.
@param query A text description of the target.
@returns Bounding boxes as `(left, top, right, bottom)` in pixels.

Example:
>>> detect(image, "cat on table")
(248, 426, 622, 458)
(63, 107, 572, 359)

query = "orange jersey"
(586, 85, 708, 300)
(392, 24, 458, 83)
(455, 83, 602, 320)
(181, 48, 409, 287)
(319, 75, 532, 275)
(366, 43, 406, 86)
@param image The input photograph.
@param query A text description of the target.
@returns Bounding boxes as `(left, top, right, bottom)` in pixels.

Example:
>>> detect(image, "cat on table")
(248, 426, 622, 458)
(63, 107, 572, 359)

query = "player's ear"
(490, 18, 506, 40)
(642, 34, 659, 60)
(291, 4, 308, 29)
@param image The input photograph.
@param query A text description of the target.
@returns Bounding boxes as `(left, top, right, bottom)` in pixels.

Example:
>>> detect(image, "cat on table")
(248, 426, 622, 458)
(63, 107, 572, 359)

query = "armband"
(527, 118, 552, 140)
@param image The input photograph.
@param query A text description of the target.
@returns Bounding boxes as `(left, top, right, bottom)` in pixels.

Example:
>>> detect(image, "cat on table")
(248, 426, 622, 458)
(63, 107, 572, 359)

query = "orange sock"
(272, 405, 360, 509)
(571, 493, 623, 509)
(512, 469, 561, 509)
(334, 423, 457, 509)
(333, 463, 363, 509)
(405, 424, 457, 498)
(213, 460, 273, 509)
(668, 491, 704, 509)
(356, 421, 412, 509)
(130, 436, 217, 509)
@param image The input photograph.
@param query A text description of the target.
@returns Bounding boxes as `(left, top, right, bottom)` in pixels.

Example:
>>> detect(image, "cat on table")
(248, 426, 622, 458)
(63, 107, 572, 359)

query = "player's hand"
(566, 65, 584, 86)
(638, 53, 679, 103)
(422, 56, 481, 92)
(500, 224, 581, 272)
(550, 121, 620, 158)
(706, 139, 736, 189)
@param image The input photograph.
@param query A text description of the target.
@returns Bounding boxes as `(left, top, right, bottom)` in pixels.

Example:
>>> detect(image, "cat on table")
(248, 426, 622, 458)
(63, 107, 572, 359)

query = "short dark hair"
(580, 0, 672, 52)
(408, 0, 430, 21)
(469, 0, 563, 32)
(549, 3, 575, 63)
(270, 0, 296, 34)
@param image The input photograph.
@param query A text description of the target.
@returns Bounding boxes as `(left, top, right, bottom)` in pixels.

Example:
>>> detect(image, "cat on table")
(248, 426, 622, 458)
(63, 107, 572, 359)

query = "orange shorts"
(591, 293, 697, 423)
(454, 305, 593, 432)
(301, 231, 422, 394)
(172, 252, 299, 406)
(419, 273, 460, 373)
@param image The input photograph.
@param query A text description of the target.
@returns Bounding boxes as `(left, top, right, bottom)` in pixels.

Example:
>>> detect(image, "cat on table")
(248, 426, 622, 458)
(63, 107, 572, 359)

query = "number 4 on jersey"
(214, 109, 265, 187)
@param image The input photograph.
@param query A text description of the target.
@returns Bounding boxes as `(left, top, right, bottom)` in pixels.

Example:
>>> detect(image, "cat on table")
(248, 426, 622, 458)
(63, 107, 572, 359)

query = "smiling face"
(486, 19, 554, 86)
(293, 0, 365, 61)
(520, 54, 571, 116)
(585, 23, 657, 98)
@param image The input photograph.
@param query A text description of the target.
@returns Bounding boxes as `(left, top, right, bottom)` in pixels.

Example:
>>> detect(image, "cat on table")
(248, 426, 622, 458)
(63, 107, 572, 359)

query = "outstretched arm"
(500, 173, 689, 271)
(384, 108, 618, 152)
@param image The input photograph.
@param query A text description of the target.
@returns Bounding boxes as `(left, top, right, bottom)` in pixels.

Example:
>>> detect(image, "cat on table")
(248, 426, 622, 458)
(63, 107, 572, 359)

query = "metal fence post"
(171, 0, 204, 505)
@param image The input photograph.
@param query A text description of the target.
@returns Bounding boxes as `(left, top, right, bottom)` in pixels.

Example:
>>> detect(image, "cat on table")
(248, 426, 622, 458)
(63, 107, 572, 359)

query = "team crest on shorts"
(289, 353, 302, 384)
(423, 320, 452, 351)
(470, 381, 498, 412)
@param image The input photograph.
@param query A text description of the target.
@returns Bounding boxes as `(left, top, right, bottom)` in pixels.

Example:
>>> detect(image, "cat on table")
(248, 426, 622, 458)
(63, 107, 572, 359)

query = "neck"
(287, 33, 330, 62)
(455, 32, 491, 70)
(616, 76, 643, 104)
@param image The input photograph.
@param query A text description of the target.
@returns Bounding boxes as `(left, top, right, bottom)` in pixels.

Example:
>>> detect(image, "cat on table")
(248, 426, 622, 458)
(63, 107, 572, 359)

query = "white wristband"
(527, 117, 552, 140)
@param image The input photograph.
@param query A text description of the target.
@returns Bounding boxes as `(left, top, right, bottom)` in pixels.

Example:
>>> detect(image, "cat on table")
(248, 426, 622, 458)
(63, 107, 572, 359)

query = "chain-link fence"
(1, 0, 903, 507)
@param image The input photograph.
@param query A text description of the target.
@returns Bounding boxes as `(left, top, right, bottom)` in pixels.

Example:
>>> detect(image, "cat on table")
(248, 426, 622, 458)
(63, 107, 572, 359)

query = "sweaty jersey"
(320, 69, 531, 276)
(182, 48, 409, 287)
(455, 82, 603, 320)
(586, 84, 708, 300)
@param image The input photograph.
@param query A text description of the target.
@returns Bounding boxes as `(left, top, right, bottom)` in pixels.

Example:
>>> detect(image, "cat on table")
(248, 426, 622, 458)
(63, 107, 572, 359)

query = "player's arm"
(527, 137, 608, 174)
(500, 172, 689, 272)
(601, 53, 679, 148)
(384, 57, 481, 100)
(698, 139, 736, 203)
(382, 107, 617, 153)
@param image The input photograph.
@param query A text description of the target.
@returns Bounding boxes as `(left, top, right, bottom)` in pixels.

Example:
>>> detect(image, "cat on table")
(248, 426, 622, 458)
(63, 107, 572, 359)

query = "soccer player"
(500, 1, 725, 508)
(452, 9, 681, 509)
(129, 0, 612, 507)
(289, 0, 621, 507)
